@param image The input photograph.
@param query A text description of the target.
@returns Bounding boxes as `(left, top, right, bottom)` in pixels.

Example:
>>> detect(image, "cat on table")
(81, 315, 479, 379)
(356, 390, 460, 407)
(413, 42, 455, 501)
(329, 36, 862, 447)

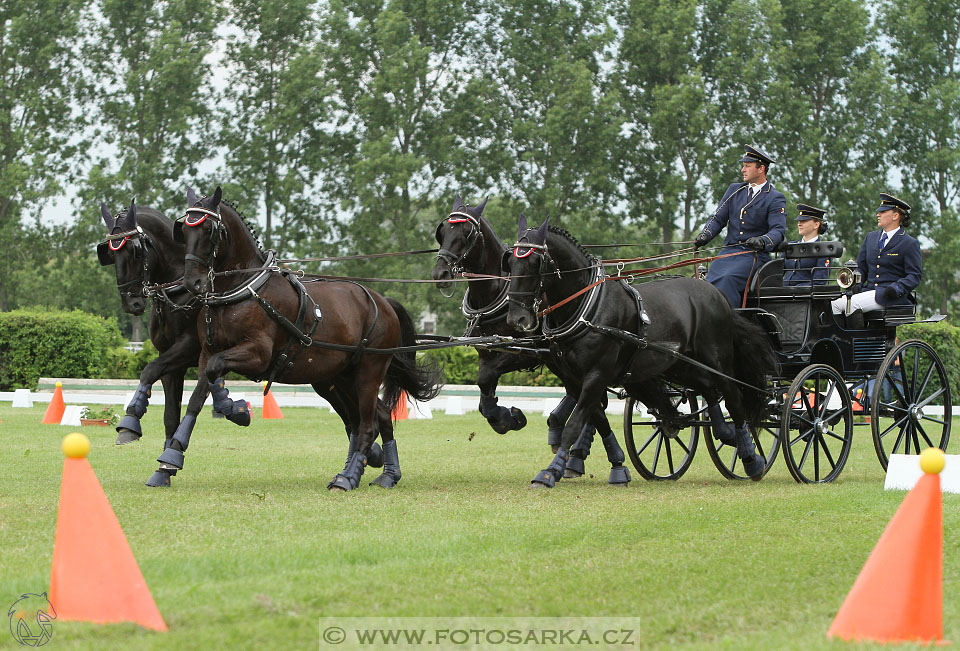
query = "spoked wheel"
(780, 364, 853, 483)
(703, 393, 781, 480)
(872, 340, 952, 470)
(622, 388, 700, 480)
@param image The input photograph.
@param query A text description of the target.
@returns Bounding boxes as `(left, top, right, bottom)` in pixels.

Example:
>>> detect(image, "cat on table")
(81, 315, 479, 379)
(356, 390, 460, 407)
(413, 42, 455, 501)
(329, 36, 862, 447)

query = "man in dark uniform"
(831, 193, 922, 326)
(783, 203, 831, 286)
(695, 144, 787, 307)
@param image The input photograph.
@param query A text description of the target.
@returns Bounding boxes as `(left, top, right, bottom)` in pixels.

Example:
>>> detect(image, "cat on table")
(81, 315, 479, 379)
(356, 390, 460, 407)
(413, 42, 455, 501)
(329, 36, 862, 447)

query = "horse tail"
(730, 311, 777, 430)
(382, 297, 443, 413)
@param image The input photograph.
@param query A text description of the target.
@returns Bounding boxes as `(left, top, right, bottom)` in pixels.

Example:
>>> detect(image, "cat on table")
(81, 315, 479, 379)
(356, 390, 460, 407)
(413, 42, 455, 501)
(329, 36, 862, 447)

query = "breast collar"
(541, 260, 605, 340)
(198, 250, 277, 306)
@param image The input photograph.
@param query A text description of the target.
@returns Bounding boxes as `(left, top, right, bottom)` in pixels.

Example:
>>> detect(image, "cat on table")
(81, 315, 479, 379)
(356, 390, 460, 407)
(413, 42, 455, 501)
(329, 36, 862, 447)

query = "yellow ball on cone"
(62, 433, 90, 459)
(920, 447, 945, 475)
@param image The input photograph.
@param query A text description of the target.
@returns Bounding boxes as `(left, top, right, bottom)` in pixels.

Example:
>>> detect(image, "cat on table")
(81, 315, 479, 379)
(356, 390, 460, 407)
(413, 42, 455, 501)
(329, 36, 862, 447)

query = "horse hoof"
(565, 456, 585, 478)
(551, 445, 560, 454)
(157, 447, 185, 470)
(327, 475, 356, 491)
(528, 482, 549, 490)
(115, 429, 142, 445)
(369, 474, 398, 488)
(608, 466, 632, 485)
(531, 470, 556, 488)
(145, 470, 172, 487)
(367, 442, 384, 469)
(564, 469, 584, 479)
(328, 485, 347, 492)
(509, 407, 527, 431)
(742, 454, 766, 480)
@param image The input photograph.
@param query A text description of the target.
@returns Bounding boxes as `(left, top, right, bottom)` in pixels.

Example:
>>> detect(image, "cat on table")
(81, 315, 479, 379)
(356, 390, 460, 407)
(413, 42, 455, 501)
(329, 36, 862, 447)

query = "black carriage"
(622, 241, 951, 484)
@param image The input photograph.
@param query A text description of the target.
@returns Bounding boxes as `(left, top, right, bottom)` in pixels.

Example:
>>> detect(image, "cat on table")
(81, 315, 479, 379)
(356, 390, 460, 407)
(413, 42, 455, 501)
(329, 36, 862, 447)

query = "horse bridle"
(504, 239, 554, 318)
(97, 224, 152, 298)
(175, 204, 226, 282)
(435, 211, 485, 276)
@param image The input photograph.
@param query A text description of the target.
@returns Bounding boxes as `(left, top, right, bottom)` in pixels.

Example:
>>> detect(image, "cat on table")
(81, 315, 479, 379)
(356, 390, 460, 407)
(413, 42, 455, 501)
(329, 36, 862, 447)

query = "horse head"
(179, 185, 226, 295)
(432, 194, 490, 289)
(504, 214, 550, 332)
(98, 198, 149, 315)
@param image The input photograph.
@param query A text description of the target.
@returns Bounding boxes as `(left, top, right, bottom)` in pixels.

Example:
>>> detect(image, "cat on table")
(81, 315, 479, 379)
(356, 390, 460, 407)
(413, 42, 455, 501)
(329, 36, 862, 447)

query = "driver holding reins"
(695, 145, 787, 307)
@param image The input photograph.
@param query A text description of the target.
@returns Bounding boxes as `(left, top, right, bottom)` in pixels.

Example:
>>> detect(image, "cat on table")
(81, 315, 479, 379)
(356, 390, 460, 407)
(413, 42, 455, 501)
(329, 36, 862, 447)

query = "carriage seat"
(863, 302, 917, 327)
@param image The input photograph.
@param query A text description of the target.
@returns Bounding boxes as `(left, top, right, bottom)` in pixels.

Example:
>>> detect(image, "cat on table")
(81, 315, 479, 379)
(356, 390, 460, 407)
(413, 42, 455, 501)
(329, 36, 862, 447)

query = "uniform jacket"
(700, 182, 787, 252)
(783, 237, 830, 286)
(856, 228, 922, 306)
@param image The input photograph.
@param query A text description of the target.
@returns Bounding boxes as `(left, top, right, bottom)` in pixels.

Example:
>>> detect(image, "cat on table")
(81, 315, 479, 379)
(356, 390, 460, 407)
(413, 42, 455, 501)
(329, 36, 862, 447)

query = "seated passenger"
(831, 193, 922, 327)
(783, 203, 831, 286)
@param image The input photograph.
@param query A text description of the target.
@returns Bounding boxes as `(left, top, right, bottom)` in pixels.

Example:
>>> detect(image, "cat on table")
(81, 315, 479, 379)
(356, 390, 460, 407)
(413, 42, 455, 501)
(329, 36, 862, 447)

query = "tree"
(217, 0, 329, 254)
(0, 0, 85, 310)
(758, 0, 892, 251)
(316, 0, 486, 320)
(460, 0, 623, 244)
(880, 0, 960, 314)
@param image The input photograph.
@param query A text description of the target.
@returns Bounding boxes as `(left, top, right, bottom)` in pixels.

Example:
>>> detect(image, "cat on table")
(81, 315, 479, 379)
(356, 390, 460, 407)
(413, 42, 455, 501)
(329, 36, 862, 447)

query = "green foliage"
(420, 345, 560, 386)
(898, 320, 960, 398)
(104, 340, 160, 379)
(0, 309, 123, 390)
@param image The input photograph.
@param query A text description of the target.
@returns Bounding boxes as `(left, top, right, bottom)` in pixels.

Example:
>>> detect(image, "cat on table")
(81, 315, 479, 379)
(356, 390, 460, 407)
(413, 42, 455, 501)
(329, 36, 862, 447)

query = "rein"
(536, 248, 755, 318)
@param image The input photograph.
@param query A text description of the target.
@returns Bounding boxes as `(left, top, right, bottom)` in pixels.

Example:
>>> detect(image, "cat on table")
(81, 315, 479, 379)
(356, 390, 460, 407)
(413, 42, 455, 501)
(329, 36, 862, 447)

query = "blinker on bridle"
(436, 211, 485, 275)
(177, 204, 226, 272)
(97, 223, 150, 296)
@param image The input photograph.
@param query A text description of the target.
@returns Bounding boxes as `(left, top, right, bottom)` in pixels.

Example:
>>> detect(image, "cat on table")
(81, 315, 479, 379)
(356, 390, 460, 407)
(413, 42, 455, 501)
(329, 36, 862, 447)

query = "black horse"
(504, 216, 776, 487)
(97, 199, 222, 487)
(432, 196, 628, 482)
(173, 186, 440, 490)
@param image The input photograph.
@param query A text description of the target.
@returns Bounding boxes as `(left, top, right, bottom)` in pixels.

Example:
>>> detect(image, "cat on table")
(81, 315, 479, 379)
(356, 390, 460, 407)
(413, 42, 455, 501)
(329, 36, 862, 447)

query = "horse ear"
(533, 216, 549, 244)
(517, 212, 527, 237)
(452, 195, 463, 211)
(127, 198, 137, 225)
(100, 202, 115, 229)
(211, 186, 222, 207)
(186, 185, 198, 206)
(474, 196, 488, 216)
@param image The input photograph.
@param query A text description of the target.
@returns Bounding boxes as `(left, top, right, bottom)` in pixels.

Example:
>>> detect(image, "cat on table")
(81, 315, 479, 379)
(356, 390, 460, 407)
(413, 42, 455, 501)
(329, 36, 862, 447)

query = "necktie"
(879, 232, 888, 249)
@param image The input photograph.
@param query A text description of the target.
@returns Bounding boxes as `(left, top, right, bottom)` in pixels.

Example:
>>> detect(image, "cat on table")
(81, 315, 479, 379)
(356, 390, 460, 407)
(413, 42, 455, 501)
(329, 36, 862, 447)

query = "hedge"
(0, 309, 123, 390)
(898, 320, 960, 398)
(419, 345, 561, 386)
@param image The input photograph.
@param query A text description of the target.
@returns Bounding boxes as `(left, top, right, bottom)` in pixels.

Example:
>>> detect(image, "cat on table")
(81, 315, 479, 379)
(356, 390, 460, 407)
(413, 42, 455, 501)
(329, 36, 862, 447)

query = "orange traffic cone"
(42, 382, 65, 424)
(827, 448, 944, 643)
(261, 382, 283, 419)
(50, 433, 167, 632)
(392, 391, 409, 420)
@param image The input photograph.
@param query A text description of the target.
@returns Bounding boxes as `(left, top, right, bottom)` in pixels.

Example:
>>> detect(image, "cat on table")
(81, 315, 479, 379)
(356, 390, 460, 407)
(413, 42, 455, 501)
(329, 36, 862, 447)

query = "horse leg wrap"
(370, 439, 401, 488)
(601, 429, 626, 466)
(479, 394, 515, 434)
(564, 455, 585, 478)
(210, 377, 250, 427)
(608, 464, 631, 485)
(156, 415, 196, 470)
(367, 441, 384, 469)
(565, 424, 594, 478)
(546, 395, 576, 448)
(116, 383, 152, 444)
(328, 451, 367, 491)
(735, 426, 765, 480)
(707, 404, 737, 445)
(508, 407, 527, 431)
(532, 448, 568, 488)
(127, 383, 152, 418)
(145, 469, 173, 487)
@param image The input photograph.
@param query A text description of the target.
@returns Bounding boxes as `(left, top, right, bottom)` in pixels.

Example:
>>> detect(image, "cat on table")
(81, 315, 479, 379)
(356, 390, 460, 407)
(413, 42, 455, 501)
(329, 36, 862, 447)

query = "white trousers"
(831, 290, 883, 315)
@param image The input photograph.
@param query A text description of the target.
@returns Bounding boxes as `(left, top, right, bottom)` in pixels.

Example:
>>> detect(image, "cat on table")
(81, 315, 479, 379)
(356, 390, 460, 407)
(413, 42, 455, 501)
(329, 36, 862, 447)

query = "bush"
(0, 309, 123, 390)
(898, 320, 960, 397)
(419, 345, 561, 386)
(104, 340, 159, 379)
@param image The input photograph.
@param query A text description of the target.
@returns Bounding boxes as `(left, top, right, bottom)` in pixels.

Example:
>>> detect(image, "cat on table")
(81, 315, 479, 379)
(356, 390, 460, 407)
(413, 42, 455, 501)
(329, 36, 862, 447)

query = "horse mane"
(547, 224, 594, 264)
(220, 199, 264, 253)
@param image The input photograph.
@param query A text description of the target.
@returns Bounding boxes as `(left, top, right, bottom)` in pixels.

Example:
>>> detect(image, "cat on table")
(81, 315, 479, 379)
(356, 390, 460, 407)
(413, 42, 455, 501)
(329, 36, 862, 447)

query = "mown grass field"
(1, 403, 957, 650)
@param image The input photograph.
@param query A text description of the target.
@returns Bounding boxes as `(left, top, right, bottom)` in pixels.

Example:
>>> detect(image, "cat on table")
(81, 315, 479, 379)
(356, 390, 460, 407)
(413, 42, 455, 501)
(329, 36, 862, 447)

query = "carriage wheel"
(871, 340, 952, 470)
(703, 391, 781, 481)
(780, 364, 853, 483)
(622, 388, 700, 480)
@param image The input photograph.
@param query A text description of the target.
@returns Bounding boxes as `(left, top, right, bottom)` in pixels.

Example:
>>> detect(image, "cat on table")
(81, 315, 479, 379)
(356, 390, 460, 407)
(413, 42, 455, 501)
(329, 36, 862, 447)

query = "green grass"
(1, 405, 957, 649)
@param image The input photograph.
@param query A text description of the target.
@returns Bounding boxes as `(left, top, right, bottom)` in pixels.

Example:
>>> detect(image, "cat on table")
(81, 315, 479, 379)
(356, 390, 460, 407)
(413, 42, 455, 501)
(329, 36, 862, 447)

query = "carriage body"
(623, 241, 951, 484)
